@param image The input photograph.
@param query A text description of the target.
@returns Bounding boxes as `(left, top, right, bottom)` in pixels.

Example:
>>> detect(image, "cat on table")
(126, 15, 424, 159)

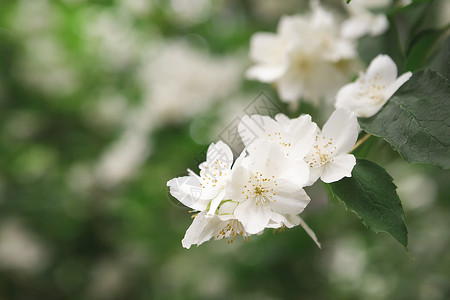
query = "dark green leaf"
(405, 27, 450, 72)
(359, 70, 450, 169)
(329, 159, 408, 248)
(428, 34, 450, 80)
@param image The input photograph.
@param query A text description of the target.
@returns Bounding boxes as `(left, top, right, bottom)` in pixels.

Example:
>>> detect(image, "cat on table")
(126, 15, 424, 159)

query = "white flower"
(335, 54, 412, 118)
(341, 0, 391, 39)
(238, 113, 317, 161)
(246, 1, 358, 104)
(168, 142, 252, 248)
(229, 140, 311, 234)
(167, 141, 234, 215)
(305, 109, 359, 184)
(182, 202, 250, 249)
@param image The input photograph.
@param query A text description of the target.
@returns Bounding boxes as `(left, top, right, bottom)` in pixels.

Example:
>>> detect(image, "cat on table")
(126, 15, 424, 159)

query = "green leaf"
(329, 159, 408, 248)
(359, 70, 450, 169)
(405, 27, 449, 72)
(428, 34, 450, 80)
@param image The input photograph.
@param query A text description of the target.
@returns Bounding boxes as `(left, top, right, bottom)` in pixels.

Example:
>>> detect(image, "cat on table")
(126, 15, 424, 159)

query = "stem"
(351, 133, 371, 153)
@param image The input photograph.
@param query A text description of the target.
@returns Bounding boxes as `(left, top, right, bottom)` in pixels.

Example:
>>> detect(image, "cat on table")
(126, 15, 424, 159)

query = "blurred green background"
(0, 0, 449, 299)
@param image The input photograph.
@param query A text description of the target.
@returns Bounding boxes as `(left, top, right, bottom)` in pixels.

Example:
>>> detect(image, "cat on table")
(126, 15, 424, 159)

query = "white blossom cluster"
(168, 108, 360, 248)
(167, 0, 413, 249)
(246, 0, 395, 106)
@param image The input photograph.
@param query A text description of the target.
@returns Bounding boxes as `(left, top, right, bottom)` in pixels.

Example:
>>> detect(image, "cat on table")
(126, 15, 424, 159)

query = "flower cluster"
(246, 0, 402, 106)
(168, 109, 360, 248)
(246, 1, 359, 105)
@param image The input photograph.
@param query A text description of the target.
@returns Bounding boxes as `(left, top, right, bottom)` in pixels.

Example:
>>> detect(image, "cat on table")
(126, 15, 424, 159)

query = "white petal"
(306, 165, 324, 186)
(167, 176, 207, 211)
(249, 32, 285, 63)
(274, 113, 290, 125)
(238, 115, 278, 148)
(182, 211, 222, 249)
(370, 14, 389, 36)
(322, 109, 360, 154)
(321, 154, 356, 183)
(335, 82, 364, 113)
(270, 180, 310, 215)
(246, 64, 287, 82)
(247, 140, 284, 177)
(284, 114, 318, 159)
(232, 148, 248, 170)
(298, 217, 321, 248)
(384, 71, 412, 100)
(228, 165, 250, 202)
(335, 82, 386, 117)
(341, 17, 372, 39)
(217, 201, 238, 218)
(283, 214, 301, 228)
(204, 141, 233, 170)
(278, 15, 307, 40)
(268, 213, 301, 228)
(234, 198, 272, 234)
(366, 54, 398, 86)
(277, 71, 306, 103)
(206, 189, 226, 217)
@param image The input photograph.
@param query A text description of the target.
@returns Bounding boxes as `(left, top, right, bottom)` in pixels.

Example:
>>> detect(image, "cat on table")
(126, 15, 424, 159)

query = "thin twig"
(351, 133, 371, 152)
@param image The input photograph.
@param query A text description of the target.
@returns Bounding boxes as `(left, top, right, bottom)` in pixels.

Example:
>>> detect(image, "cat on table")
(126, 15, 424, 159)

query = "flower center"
(267, 132, 292, 155)
(358, 75, 387, 105)
(242, 172, 278, 206)
(200, 159, 230, 189)
(216, 220, 249, 244)
(306, 134, 336, 168)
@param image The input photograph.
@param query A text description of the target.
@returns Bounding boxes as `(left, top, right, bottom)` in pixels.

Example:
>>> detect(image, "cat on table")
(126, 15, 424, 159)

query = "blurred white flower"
(247, 1, 359, 104)
(0, 219, 48, 273)
(386, 162, 437, 211)
(10, 0, 59, 35)
(95, 130, 152, 188)
(335, 54, 412, 118)
(305, 109, 359, 184)
(170, 0, 214, 24)
(327, 236, 367, 287)
(17, 36, 80, 98)
(230, 140, 311, 234)
(83, 9, 144, 71)
(119, 0, 153, 16)
(341, 0, 392, 39)
(341, 0, 391, 39)
(138, 40, 243, 124)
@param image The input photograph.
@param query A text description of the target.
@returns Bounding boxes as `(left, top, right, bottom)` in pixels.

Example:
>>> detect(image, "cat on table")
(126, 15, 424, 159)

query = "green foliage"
(329, 159, 408, 248)
(405, 27, 450, 72)
(360, 70, 450, 169)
